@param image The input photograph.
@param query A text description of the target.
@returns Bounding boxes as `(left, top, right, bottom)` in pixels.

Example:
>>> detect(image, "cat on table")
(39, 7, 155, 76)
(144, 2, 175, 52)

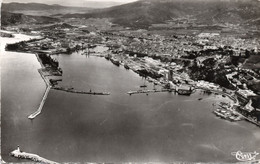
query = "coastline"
(1, 31, 58, 163)
(2, 30, 259, 163)
(4, 31, 258, 126)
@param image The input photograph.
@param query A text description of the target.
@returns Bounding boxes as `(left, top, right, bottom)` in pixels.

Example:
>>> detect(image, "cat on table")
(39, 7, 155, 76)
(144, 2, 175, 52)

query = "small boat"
(147, 78, 153, 83)
(105, 55, 110, 60)
(177, 85, 193, 96)
(198, 98, 203, 101)
(140, 84, 147, 88)
(213, 111, 228, 119)
(229, 116, 236, 121)
(124, 63, 130, 69)
(88, 44, 97, 48)
(177, 90, 192, 95)
(110, 58, 120, 66)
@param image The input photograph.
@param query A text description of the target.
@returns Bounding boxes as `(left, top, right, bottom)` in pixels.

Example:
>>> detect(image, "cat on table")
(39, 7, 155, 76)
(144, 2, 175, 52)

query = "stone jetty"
(10, 146, 58, 164)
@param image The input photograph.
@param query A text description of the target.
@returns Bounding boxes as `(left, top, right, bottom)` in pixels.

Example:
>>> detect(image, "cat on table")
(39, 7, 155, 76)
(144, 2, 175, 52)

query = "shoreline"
(5, 32, 258, 127)
(2, 33, 55, 120)
(2, 30, 260, 163)
(1, 31, 57, 162)
(196, 87, 238, 104)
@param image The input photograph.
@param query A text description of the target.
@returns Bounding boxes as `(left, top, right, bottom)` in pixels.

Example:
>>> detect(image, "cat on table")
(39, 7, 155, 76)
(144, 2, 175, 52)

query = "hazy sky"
(2, 0, 138, 7)
(2, 0, 138, 4)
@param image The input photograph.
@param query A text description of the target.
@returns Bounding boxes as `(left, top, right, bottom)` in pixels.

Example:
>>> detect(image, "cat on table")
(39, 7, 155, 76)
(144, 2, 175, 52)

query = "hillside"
(63, 0, 260, 28)
(1, 2, 92, 16)
(1, 11, 60, 26)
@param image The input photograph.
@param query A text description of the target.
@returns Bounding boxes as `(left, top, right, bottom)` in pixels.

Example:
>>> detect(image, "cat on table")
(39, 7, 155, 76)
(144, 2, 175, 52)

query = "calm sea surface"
(1, 33, 260, 163)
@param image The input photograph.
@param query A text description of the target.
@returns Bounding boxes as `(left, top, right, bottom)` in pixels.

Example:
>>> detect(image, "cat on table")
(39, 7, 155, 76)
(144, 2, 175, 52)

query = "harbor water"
(1, 33, 260, 163)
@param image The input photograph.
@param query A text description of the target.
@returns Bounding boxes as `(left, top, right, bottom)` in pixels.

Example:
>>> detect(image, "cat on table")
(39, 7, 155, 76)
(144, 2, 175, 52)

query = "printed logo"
(231, 151, 259, 162)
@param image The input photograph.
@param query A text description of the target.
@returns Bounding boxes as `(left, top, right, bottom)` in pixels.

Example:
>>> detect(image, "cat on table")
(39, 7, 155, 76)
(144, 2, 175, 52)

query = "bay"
(1, 33, 260, 163)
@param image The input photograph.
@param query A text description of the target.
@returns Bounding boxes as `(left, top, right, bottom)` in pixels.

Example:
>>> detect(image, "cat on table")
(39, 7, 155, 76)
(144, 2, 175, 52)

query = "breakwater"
(127, 89, 175, 95)
(11, 147, 58, 164)
(53, 86, 110, 95)
(28, 69, 51, 119)
(28, 53, 61, 119)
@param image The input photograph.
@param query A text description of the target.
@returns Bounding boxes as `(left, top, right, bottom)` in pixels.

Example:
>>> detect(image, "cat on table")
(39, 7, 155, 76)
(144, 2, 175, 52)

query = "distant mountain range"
(2, 3, 82, 11)
(1, 0, 259, 29)
(1, 11, 60, 26)
(1, 2, 93, 16)
(63, 0, 260, 28)
(2, 0, 129, 9)
(1, 3, 89, 25)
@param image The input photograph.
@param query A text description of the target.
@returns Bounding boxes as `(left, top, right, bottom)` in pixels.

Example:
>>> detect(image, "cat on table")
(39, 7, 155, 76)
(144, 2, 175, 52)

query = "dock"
(11, 147, 58, 164)
(213, 108, 243, 122)
(53, 86, 110, 95)
(28, 69, 51, 119)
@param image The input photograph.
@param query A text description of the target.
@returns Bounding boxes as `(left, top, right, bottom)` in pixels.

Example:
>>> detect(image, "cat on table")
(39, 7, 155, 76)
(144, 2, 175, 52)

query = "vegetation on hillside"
(1, 11, 60, 26)
(63, 0, 260, 28)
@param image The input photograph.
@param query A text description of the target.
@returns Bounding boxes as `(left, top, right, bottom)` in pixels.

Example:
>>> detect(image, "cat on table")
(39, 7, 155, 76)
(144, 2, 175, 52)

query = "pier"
(127, 89, 174, 95)
(28, 69, 51, 119)
(53, 86, 110, 95)
(11, 146, 58, 164)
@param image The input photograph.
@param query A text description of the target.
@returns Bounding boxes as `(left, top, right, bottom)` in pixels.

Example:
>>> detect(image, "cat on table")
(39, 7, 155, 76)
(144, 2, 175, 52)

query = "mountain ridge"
(1, 2, 93, 16)
(1, 11, 60, 26)
(2, 2, 92, 11)
(62, 0, 260, 28)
